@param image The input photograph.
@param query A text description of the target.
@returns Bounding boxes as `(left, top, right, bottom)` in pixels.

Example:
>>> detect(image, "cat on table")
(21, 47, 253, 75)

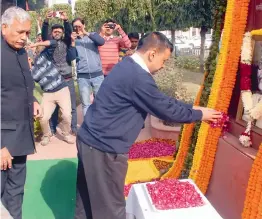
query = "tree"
(113, 0, 156, 34)
(74, 0, 108, 31)
(154, 0, 186, 45)
(179, 0, 215, 72)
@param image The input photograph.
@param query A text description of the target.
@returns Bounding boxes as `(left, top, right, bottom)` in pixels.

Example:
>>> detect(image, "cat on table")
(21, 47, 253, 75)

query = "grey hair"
(1, 6, 31, 25)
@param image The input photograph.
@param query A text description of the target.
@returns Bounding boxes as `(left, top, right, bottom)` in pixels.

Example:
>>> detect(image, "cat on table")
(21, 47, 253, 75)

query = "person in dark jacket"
(1, 7, 42, 219)
(74, 32, 222, 219)
(42, 10, 78, 135)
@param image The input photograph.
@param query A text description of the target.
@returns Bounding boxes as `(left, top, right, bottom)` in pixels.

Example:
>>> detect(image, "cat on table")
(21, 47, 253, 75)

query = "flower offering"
(128, 139, 175, 159)
(146, 179, 204, 210)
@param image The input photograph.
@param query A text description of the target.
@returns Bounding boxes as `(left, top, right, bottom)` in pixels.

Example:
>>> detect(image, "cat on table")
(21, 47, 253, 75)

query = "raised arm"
(115, 24, 131, 49)
(86, 32, 105, 46)
(28, 40, 57, 48)
(60, 11, 72, 45)
(41, 11, 53, 41)
(41, 21, 49, 41)
(67, 32, 77, 62)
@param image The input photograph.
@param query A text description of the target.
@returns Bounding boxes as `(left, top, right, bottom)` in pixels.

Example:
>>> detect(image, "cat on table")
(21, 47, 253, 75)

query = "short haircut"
(72, 17, 85, 26)
(104, 18, 116, 24)
(1, 6, 31, 25)
(51, 24, 64, 31)
(128, 32, 139, 40)
(137, 32, 173, 53)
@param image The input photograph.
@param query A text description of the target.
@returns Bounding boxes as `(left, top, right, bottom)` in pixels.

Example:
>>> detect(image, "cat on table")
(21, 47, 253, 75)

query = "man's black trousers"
(74, 139, 128, 219)
(1, 156, 27, 219)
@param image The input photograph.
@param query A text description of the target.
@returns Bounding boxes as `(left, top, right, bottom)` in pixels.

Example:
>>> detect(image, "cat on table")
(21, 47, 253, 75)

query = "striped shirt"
(98, 28, 131, 75)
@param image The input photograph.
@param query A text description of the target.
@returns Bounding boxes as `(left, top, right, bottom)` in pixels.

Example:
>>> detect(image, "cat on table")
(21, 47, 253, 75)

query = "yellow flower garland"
(189, 0, 236, 183)
(189, 0, 251, 194)
(242, 143, 262, 219)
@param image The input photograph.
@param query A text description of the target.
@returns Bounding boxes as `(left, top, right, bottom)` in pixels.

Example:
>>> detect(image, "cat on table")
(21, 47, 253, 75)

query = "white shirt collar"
(131, 53, 150, 73)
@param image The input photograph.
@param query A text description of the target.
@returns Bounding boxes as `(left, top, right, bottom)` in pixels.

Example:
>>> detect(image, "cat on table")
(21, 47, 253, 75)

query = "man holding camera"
(39, 10, 77, 145)
(72, 18, 105, 117)
(99, 19, 131, 76)
(41, 11, 78, 139)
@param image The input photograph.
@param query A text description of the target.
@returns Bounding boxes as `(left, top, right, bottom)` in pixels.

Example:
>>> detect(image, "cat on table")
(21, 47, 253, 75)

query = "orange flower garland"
(242, 143, 262, 219)
(189, 0, 251, 194)
(161, 72, 207, 179)
(189, 0, 237, 185)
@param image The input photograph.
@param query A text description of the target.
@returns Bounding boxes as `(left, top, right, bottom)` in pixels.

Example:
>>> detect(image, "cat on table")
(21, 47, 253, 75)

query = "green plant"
(34, 119, 42, 139)
(154, 57, 194, 104)
(174, 56, 200, 71)
(28, 11, 38, 41)
(154, 57, 194, 127)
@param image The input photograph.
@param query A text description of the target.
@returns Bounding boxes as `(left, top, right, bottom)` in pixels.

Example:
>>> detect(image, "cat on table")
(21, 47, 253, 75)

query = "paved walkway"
(28, 105, 152, 160)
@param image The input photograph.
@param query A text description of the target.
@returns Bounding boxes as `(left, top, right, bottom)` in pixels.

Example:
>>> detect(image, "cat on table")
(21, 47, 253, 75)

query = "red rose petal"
(146, 179, 204, 210)
(129, 140, 175, 159)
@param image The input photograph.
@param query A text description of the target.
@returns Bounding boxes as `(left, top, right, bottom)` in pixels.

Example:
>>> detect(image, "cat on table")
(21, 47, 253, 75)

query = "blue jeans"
(50, 78, 77, 134)
(77, 75, 104, 117)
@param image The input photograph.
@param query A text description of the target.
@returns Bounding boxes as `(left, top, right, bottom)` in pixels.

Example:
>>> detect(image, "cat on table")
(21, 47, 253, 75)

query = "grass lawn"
(23, 159, 78, 219)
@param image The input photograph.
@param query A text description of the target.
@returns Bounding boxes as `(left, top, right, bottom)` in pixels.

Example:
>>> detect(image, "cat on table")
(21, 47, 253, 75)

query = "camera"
(53, 11, 61, 18)
(107, 23, 116, 29)
(73, 26, 78, 32)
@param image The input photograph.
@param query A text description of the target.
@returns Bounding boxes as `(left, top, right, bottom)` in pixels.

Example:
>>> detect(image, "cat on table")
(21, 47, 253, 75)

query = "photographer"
(31, 33, 77, 146)
(41, 10, 78, 136)
(99, 19, 131, 76)
(72, 17, 105, 117)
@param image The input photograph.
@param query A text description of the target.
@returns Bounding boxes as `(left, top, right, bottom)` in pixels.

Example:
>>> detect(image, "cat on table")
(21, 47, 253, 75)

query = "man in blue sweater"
(74, 32, 222, 219)
(72, 17, 105, 117)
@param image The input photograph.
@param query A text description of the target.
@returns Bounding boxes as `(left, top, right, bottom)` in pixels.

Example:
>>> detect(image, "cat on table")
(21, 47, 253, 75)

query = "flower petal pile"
(124, 178, 160, 197)
(146, 179, 204, 210)
(129, 139, 176, 159)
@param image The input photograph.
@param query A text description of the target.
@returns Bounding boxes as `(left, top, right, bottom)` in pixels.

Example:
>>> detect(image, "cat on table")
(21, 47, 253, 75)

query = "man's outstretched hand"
(194, 106, 222, 123)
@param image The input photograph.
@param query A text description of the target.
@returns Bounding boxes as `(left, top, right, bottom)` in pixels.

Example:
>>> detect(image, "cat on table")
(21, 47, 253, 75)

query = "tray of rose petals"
(144, 179, 207, 212)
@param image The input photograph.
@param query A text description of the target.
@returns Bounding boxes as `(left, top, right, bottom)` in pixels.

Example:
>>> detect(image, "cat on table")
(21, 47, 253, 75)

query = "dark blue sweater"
(77, 57, 203, 154)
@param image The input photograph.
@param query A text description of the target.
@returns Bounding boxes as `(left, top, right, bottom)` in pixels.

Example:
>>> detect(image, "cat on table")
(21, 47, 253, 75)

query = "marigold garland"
(189, 0, 236, 184)
(189, 0, 251, 194)
(179, 0, 227, 179)
(242, 143, 262, 219)
(162, 0, 227, 180)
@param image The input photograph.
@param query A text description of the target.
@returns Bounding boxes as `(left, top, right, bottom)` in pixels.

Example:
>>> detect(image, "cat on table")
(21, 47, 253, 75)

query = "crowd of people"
(26, 11, 140, 147)
(1, 6, 222, 219)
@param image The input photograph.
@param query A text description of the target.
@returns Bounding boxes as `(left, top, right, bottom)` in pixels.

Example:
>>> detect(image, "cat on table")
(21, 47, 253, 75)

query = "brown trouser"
(40, 86, 71, 136)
